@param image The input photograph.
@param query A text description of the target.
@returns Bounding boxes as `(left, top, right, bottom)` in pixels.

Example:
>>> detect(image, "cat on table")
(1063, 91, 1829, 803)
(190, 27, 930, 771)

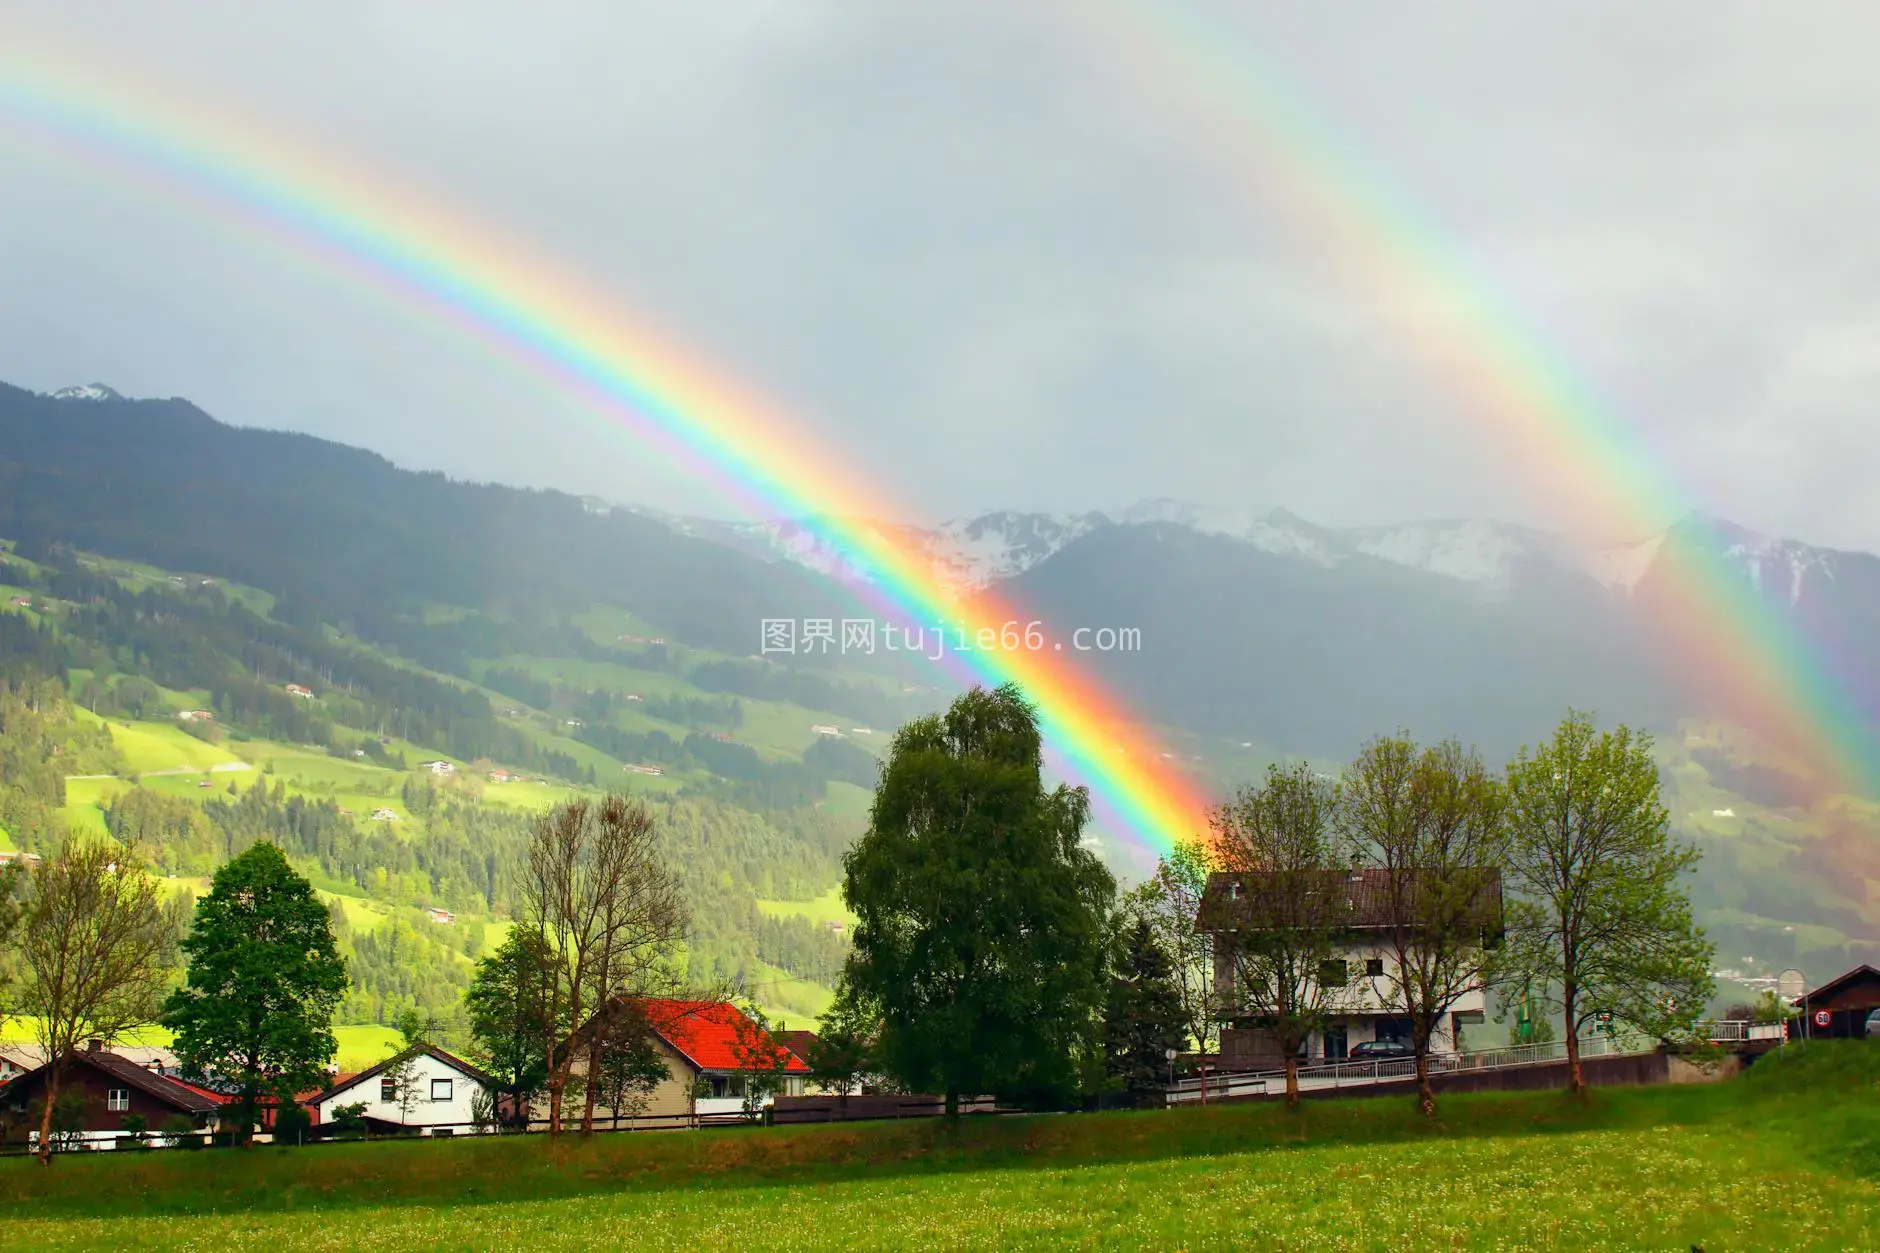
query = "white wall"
(314, 1053, 487, 1130)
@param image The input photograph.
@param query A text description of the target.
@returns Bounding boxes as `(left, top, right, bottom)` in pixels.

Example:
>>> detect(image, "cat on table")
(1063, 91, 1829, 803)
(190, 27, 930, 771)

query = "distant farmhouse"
(418, 760, 456, 777)
(284, 683, 314, 699)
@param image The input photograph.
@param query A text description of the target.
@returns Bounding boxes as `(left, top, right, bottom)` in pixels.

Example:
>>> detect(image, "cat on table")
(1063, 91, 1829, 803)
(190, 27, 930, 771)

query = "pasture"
(2, 1043, 1875, 1250)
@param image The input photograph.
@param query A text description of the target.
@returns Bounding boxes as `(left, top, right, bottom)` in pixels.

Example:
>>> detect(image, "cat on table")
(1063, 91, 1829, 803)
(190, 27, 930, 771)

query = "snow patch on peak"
(1580, 531, 1666, 591)
(1348, 518, 1544, 586)
(47, 383, 123, 402)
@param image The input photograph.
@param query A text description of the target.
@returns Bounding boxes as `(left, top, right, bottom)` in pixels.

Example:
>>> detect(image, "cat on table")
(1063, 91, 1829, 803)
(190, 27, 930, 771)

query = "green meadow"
(0, 1019, 405, 1074)
(2, 1044, 1876, 1250)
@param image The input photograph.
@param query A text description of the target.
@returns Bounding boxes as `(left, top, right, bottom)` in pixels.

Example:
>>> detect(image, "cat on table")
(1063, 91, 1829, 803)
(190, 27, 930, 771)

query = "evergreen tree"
(838, 683, 1115, 1114)
(161, 842, 348, 1142)
(1103, 915, 1187, 1099)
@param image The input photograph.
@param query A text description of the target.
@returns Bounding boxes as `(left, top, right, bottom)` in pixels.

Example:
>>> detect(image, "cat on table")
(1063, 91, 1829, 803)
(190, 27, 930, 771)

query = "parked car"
(1348, 1040, 1413, 1060)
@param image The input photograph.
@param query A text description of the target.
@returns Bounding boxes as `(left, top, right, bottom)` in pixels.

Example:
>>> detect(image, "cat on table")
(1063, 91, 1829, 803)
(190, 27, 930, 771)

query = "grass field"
(1, 1044, 1876, 1249)
(756, 885, 854, 930)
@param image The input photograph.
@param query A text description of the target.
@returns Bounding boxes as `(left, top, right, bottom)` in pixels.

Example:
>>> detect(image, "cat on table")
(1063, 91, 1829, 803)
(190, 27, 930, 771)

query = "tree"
(381, 1044, 424, 1127)
(19, 839, 176, 1163)
(727, 1003, 797, 1121)
(1210, 763, 1349, 1108)
(1123, 839, 1218, 1101)
(464, 927, 558, 1129)
(1103, 915, 1188, 1101)
(160, 842, 348, 1145)
(809, 983, 882, 1099)
(839, 684, 1116, 1115)
(519, 792, 687, 1135)
(587, 1000, 670, 1128)
(0, 858, 24, 1002)
(1503, 712, 1716, 1093)
(1342, 736, 1509, 1117)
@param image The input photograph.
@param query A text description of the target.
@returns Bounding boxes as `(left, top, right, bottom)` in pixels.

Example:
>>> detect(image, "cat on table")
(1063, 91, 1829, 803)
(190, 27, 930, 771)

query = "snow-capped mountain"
(45, 383, 124, 402)
(632, 496, 1856, 611)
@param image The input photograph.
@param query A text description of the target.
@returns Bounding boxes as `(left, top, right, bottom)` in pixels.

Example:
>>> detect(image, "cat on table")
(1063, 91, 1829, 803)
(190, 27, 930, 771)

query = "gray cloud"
(3, 1, 1879, 547)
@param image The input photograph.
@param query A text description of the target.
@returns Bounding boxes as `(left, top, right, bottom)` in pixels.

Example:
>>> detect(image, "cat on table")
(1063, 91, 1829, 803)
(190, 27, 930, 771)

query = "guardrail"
(1167, 1032, 1654, 1104)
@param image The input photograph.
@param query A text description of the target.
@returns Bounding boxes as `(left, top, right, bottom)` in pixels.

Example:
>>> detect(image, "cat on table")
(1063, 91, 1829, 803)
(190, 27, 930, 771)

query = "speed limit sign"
(1814, 1009, 1832, 1029)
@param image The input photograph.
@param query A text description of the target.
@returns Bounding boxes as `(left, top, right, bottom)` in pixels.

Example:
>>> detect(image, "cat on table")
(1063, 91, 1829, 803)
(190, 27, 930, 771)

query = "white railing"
(1698, 1019, 1786, 1044)
(1166, 1031, 1653, 1104)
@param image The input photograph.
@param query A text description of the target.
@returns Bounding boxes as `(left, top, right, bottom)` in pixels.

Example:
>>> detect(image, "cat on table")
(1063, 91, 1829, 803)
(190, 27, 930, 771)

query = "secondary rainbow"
(0, 47, 1216, 858)
(1062, 1, 1880, 796)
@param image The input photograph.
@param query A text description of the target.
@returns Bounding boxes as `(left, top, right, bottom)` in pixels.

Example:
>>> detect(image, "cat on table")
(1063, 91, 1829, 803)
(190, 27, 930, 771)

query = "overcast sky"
(3, 2, 1879, 548)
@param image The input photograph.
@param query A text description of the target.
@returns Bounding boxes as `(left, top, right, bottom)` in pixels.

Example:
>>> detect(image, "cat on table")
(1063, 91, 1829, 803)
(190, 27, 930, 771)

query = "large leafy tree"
(1211, 762, 1349, 1108)
(839, 683, 1115, 1115)
(464, 926, 559, 1128)
(1103, 915, 1188, 1100)
(161, 841, 348, 1142)
(21, 839, 177, 1163)
(1503, 712, 1715, 1093)
(1343, 735, 1508, 1117)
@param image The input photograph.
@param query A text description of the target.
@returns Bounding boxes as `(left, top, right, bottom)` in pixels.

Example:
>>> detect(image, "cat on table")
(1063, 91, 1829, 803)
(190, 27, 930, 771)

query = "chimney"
(86, 1038, 104, 1054)
(1348, 853, 1364, 881)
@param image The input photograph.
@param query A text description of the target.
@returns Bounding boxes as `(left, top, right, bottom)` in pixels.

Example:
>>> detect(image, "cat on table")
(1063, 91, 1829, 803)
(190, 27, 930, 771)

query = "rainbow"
(0, 43, 1217, 861)
(1059, 2, 1880, 797)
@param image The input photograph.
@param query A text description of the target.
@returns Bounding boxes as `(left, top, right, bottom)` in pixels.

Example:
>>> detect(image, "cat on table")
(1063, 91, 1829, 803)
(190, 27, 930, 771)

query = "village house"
(0, 850, 42, 869)
(0, 1042, 222, 1149)
(544, 999, 811, 1127)
(304, 1044, 494, 1136)
(1198, 866, 1501, 1068)
(1795, 964, 1880, 1039)
(0, 1050, 32, 1084)
(488, 768, 519, 784)
(426, 907, 455, 925)
(175, 709, 215, 723)
(371, 808, 399, 822)
(418, 759, 456, 777)
(284, 683, 314, 699)
(809, 725, 842, 737)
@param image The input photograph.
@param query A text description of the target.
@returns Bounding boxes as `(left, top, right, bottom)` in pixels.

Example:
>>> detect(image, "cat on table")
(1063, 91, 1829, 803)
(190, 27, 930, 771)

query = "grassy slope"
(2, 1045, 1876, 1250)
(0, 1019, 401, 1073)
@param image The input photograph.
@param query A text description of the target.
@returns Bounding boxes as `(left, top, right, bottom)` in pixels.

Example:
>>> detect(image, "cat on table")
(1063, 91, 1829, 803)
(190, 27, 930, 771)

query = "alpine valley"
(1, 380, 1875, 1051)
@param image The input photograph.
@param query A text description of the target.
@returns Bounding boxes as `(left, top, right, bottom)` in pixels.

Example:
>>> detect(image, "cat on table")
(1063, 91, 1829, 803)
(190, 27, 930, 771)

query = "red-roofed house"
(546, 999, 811, 1126)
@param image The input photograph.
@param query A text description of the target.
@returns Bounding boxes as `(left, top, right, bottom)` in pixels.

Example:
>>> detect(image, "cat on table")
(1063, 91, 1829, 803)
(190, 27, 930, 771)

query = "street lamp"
(1165, 1047, 1179, 1092)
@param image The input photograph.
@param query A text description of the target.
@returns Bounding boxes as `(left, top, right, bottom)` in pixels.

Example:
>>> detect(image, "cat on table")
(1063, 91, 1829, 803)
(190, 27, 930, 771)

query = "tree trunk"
(1563, 985, 1585, 1095)
(944, 1088, 959, 1120)
(546, 1072, 564, 1136)
(580, 1038, 601, 1135)
(1198, 1059, 1208, 1106)
(1414, 1051, 1435, 1118)
(35, 1064, 61, 1166)
(1283, 1055, 1299, 1109)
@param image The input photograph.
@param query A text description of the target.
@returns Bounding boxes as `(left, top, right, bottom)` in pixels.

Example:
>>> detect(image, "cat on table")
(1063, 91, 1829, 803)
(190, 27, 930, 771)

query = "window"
(1365, 958, 1385, 978)
(430, 1078, 453, 1102)
(1318, 959, 1349, 987)
(380, 1078, 397, 1102)
(106, 1088, 131, 1113)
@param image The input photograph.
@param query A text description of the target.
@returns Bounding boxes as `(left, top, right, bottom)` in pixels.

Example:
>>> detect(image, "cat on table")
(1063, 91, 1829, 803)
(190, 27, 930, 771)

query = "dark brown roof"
(1798, 964, 1880, 1010)
(775, 1030, 820, 1065)
(16, 1050, 225, 1115)
(1196, 868, 1503, 933)
(310, 1043, 496, 1106)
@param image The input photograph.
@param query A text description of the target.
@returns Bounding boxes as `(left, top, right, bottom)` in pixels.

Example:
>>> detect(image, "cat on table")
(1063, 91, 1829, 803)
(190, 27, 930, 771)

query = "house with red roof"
(546, 998, 811, 1126)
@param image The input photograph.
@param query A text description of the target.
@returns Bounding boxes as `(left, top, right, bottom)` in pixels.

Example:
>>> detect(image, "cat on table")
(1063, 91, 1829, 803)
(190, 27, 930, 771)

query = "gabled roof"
(1797, 964, 1880, 1007)
(11, 1050, 222, 1115)
(1197, 868, 1503, 933)
(640, 1000, 810, 1074)
(775, 1030, 821, 1066)
(308, 1044, 494, 1106)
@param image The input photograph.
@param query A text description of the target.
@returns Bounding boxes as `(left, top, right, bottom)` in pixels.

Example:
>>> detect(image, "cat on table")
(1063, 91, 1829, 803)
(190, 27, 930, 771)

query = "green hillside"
(0, 540, 883, 1035)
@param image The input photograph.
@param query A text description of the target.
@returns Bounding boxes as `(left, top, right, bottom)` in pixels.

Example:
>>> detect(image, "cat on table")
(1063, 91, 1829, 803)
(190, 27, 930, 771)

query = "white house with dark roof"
(305, 1043, 494, 1134)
